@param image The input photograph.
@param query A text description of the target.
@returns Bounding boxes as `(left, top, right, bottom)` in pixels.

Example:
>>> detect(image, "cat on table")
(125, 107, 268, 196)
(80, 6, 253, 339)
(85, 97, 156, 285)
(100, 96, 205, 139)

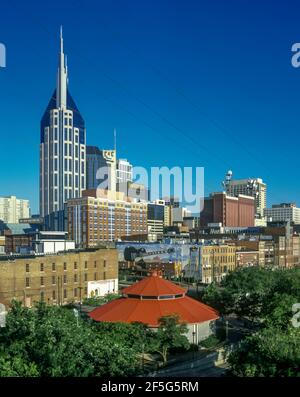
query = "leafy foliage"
(199, 335, 221, 349)
(201, 266, 300, 377)
(0, 301, 143, 376)
(201, 267, 300, 322)
(228, 327, 300, 377)
(0, 302, 191, 376)
(150, 314, 189, 364)
(82, 293, 120, 307)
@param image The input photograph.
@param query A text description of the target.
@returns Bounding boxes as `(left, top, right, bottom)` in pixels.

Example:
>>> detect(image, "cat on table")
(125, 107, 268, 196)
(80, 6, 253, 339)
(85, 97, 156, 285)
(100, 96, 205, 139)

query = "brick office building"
(200, 192, 255, 227)
(67, 189, 148, 247)
(0, 247, 118, 307)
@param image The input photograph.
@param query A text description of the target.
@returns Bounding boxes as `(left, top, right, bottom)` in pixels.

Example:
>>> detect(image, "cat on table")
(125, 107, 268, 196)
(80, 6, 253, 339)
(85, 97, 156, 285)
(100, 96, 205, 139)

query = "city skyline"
(1, 0, 300, 213)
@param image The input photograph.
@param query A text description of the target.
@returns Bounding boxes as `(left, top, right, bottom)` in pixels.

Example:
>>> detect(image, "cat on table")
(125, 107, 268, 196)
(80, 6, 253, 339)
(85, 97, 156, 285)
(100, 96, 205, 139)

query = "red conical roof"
(89, 272, 219, 327)
(89, 296, 219, 327)
(122, 271, 186, 297)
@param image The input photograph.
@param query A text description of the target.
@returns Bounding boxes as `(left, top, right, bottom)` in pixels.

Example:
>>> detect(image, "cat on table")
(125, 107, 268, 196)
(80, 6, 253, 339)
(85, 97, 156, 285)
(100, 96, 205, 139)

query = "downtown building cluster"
(1, 30, 300, 307)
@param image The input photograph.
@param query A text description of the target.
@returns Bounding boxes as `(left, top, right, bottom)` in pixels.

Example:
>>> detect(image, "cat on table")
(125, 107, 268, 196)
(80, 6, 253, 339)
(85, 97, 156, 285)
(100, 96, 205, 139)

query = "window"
(40, 277, 44, 286)
(52, 263, 56, 271)
(103, 272, 106, 280)
(74, 262, 77, 270)
(63, 275, 67, 284)
(74, 274, 78, 283)
(52, 290, 56, 300)
(26, 264, 30, 273)
(84, 273, 88, 282)
(84, 261, 88, 269)
(84, 287, 88, 295)
(25, 277, 30, 288)
(94, 261, 97, 268)
(64, 289, 67, 299)
(64, 263, 67, 271)
(40, 263, 44, 272)
(103, 260, 107, 268)
(52, 276, 56, 285)
(94, 272, 97, 281)
(74, 288, 78, 297)
(40, 291, 45, 301)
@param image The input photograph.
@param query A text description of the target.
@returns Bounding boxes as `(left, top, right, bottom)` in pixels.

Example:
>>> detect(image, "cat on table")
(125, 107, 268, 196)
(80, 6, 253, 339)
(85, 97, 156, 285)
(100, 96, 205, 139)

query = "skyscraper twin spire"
(56, 26, 117, 149)
(56, 26, 68, 109)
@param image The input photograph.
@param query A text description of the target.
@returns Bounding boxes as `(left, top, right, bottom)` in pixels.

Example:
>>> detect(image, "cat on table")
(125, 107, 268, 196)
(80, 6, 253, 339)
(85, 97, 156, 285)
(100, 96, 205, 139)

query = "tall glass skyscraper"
(40, 28, 86, 222)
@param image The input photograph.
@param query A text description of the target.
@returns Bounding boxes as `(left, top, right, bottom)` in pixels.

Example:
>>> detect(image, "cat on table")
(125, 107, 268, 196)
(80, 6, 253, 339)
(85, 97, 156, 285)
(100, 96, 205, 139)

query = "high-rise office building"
(40, 28, 86, 223)
(0, 196, 30, 223)
(224, 175, 267, 225)
(264, 203, 300, 224)
(116, 159, 133, 193)
(86, 146, 116, 192)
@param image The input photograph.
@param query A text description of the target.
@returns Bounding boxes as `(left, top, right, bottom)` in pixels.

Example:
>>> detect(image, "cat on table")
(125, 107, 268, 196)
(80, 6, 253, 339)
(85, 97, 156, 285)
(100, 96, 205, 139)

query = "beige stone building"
(0, 247, 118, 307)
(0, 195, 30, 223)
(0, 236, 5, 254)
(201, 244, 237, 284)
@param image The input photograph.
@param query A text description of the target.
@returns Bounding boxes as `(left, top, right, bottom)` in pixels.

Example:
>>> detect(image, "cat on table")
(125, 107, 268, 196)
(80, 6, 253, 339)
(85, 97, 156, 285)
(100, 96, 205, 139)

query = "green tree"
(151, 315, 189, 364)
(0, 301, 142, 377)
(228, 326, 300, 377)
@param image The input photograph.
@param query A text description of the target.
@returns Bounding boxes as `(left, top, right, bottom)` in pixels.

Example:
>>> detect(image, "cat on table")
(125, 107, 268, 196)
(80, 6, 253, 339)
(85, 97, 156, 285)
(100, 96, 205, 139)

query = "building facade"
(0, 236, 5, 255)
(264, 203, 300, 224)
(67, 189, 148, 247)
(200, 192, 255, 228)
(40, 28, 86, 221)
(0, 196, 30, 223)
(116, 159, 133, 194)
(225, 177, 267, 225)
(86, 146, 116, 191)
(33, 231, 75, 254)
(147, 201, 165, 241)
(199, 244, 237, 284)
(0, 248, 118, 307)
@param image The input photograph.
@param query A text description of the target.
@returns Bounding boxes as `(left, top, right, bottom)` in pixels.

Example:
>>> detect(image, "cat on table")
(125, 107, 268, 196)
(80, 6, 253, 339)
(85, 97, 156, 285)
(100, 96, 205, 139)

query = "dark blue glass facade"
(147, 204, 164, 221)
(40, 89, 85, 144)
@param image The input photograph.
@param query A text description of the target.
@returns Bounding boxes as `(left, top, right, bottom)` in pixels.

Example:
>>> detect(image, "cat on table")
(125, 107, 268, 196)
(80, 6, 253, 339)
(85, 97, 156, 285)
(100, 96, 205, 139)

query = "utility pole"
(225, 320, 229, 342)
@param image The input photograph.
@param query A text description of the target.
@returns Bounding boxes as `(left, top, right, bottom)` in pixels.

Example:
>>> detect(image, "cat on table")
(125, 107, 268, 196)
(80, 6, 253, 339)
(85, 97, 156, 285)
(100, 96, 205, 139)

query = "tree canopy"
(0, 302, 190, 376)
(200, 266, 300, 377)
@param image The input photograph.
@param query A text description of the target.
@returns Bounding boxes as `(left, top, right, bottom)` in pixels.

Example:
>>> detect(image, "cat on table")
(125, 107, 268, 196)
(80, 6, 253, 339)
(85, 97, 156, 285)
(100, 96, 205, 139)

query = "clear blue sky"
(1, 0, 300, 213)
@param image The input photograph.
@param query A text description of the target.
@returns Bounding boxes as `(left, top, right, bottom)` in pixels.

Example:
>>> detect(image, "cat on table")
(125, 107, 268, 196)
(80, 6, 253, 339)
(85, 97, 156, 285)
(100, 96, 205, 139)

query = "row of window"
(40, 287, 87, 301)
(25, 260, 107, 273)
(25, 271, 105, 288)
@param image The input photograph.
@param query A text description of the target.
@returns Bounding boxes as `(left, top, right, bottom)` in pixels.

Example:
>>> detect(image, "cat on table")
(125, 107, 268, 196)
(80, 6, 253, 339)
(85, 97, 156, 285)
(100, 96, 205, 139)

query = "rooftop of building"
(227, 178, 265, 185)
(0, 223, 36, 235)
(270, 203, 297, 209)
(0, 245, 115, 261)
(207, 192, 255, 200)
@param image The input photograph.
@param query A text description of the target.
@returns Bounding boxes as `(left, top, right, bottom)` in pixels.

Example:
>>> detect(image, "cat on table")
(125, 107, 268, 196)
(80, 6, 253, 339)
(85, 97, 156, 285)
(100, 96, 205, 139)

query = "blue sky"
(1, 0, 300, 213)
